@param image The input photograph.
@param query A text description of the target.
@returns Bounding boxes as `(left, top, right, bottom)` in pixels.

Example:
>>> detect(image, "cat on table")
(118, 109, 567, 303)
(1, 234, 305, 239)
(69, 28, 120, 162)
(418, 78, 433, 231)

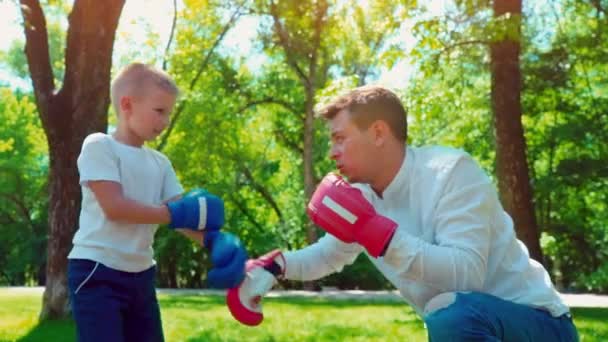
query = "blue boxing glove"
(204, 231, 248, 289)
(167, 189, 224, 231)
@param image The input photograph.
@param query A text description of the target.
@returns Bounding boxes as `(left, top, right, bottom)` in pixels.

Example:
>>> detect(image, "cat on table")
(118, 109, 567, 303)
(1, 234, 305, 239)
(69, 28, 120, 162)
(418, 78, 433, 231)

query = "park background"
(0, 0, 606, 340)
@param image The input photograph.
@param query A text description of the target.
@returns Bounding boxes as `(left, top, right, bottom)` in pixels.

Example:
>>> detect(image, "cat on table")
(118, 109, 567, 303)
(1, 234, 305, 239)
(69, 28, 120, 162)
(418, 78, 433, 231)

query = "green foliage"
(521, 0, 608, 292)
(1, 0, 606, 293)
(0, 88, 48, 286)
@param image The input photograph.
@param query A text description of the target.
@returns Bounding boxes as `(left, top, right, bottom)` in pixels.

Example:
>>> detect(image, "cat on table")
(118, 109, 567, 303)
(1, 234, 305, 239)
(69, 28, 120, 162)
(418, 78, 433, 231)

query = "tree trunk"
(490, 0, 543, 262)
(20, 0, 125, 319)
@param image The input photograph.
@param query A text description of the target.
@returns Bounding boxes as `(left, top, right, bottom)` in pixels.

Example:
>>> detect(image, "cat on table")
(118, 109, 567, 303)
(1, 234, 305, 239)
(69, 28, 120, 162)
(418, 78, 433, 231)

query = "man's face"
(328, 109, 376, 183)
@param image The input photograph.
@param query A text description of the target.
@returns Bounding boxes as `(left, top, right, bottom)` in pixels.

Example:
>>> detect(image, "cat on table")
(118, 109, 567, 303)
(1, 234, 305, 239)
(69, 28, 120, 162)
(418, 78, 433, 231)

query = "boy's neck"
(112, 128, 144, 147)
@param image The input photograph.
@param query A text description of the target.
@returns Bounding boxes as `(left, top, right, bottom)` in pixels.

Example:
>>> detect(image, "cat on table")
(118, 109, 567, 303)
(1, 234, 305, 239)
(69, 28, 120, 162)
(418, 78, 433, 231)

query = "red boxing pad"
(226, 250, 285, 326)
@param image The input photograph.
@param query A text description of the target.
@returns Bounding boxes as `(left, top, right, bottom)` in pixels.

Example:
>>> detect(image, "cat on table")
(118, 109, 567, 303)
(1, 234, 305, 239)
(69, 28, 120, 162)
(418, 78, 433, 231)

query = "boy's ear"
(119, 96, 132, 115)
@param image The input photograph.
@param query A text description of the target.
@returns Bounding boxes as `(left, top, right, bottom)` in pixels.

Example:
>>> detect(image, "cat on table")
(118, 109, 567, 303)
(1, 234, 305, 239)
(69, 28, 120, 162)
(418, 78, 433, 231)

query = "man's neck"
(371, 145, 406, 198)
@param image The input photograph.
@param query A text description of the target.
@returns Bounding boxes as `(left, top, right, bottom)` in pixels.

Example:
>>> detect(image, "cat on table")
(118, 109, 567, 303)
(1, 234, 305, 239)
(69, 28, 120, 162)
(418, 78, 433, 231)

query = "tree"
(490, 0, 542, 262)
(19, 0, 125, 319)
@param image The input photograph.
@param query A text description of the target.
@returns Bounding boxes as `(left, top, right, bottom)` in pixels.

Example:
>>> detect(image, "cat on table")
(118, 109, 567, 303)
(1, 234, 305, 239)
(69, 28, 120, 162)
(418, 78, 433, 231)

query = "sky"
(0, 0, 449, 90)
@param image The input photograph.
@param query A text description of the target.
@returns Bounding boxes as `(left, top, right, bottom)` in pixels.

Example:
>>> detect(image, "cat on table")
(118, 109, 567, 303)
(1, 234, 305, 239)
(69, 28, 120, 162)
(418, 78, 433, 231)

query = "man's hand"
(226, 250, 285, 326)
(167, 189, 224, 230)
(306, 173, 397, 257)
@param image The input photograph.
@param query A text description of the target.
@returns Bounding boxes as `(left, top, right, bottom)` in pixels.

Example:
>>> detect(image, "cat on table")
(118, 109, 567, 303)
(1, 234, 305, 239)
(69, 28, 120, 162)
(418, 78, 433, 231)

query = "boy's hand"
(204, 231, 248, 288)
(167, 189, 224, 230)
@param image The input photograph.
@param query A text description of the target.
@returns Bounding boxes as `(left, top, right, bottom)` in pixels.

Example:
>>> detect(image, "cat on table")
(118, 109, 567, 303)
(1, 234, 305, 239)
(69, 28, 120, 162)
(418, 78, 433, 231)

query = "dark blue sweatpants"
(68, 259, 164, 342)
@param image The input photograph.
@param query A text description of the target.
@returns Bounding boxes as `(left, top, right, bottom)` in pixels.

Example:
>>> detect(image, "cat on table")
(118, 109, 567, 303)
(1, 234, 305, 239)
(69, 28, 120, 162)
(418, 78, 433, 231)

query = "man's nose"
(329, 145, 339, 160)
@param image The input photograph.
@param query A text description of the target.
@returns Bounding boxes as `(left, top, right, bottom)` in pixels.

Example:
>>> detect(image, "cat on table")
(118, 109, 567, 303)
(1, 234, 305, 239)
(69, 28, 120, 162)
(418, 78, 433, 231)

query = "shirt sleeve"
(77, 134, 121, 185)
(383, 155, 496, 292)
(283, 233, 364, 281)
(160, 159, 184, 202)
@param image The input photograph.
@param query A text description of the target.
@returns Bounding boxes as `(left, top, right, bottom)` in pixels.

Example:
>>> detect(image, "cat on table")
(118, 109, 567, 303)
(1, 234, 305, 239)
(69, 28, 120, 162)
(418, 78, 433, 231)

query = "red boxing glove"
(226, 250, 285, 326)
(306, 173, 397, 257)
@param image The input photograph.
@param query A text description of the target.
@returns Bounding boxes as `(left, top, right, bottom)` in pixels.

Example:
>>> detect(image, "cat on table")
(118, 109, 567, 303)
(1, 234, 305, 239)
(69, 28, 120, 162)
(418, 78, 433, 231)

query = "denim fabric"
(68, 259, 164, 342)
(424, 292, 578, 342)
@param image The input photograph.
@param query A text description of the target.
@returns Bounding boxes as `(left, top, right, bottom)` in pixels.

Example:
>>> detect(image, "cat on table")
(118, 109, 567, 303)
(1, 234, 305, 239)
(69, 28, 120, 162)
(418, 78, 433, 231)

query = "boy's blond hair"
(110, 63, 179, 115)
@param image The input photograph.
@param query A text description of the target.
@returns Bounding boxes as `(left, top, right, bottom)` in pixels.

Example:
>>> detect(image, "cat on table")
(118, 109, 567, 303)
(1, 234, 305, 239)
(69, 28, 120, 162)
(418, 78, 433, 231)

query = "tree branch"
(269, 1, 309, 85)
(240, 165, 283, 220)
(162, 0, 178, 71)
(235, 97, 299, 117)
(307, 0, 328, 83)
(228, 193, 265, 232)
(274, 128, 303, 155)
(19, 0, 54, 125)
(156, 1, 246, 151)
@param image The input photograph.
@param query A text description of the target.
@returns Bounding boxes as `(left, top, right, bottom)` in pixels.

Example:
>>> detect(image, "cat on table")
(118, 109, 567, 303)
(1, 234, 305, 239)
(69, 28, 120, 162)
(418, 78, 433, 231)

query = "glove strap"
(263, 261, 283, 279)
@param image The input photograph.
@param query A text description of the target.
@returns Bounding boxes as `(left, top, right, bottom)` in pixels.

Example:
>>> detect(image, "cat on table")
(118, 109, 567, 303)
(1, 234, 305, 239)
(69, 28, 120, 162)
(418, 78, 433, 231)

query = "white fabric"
(68, 133, 183, 272)
(198, 197, 207, 229)
(284, 145, 569, 317)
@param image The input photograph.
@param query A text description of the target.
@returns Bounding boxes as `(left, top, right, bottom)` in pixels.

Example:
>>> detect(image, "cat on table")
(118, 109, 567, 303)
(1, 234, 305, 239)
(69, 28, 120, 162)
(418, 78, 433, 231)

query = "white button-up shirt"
(284, 145, 569, 317)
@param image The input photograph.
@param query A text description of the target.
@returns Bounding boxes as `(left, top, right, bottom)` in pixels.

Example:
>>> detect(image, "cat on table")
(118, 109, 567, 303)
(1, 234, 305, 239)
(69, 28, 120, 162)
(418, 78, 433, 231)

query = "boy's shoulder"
(82, 132, 111, 146)
(144, 146, 173, 165)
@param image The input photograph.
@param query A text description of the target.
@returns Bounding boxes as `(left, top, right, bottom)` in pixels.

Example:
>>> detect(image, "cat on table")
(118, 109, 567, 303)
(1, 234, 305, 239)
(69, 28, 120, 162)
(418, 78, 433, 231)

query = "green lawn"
(0, 288, 606, 341)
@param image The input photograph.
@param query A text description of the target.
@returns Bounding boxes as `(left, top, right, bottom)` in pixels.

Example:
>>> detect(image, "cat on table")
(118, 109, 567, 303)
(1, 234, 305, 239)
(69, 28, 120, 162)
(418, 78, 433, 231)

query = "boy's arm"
(88, 180, 171, 224)
(89, 182, 205, 244)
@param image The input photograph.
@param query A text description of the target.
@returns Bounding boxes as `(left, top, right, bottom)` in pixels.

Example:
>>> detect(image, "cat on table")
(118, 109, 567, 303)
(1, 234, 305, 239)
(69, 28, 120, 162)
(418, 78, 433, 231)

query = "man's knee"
(423, 292, 477, 341)
(423, 292, 458, 316)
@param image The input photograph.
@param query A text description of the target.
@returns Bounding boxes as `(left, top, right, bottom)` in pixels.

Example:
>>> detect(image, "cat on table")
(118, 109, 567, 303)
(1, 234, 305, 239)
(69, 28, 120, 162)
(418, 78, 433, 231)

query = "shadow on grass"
(159, 294, 406, 309)
(183, 322, 386, 342)
(15, 319, 75, 342)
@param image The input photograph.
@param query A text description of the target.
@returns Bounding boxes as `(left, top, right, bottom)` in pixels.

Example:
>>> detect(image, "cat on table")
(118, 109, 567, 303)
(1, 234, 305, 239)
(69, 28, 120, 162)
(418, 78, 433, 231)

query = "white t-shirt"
(68, 133, 183, 272)
(284, 145, 569, 317)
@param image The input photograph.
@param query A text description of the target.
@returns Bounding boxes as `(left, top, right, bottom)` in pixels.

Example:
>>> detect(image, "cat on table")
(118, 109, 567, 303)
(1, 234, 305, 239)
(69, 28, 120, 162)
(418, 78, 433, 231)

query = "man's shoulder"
(413, 145, 471, 170)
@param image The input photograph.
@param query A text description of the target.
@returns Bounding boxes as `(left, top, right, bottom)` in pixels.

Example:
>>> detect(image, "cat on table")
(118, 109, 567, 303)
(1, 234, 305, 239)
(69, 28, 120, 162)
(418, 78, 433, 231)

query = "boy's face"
(328, 109, 378, 184)
(121, 84, 176, 144)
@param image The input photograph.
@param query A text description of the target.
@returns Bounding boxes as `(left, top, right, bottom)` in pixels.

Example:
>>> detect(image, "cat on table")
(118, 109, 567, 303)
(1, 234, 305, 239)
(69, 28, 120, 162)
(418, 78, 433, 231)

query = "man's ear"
(370, 120, 389, 146)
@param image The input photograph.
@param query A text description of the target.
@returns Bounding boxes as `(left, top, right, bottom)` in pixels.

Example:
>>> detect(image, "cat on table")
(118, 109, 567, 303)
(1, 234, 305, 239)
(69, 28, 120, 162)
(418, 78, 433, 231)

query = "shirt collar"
(381, 146, 412, 202)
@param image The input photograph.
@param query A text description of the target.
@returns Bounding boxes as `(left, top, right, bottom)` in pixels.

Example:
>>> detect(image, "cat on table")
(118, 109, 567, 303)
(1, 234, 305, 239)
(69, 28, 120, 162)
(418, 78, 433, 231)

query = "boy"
(68, 63, 246, 342)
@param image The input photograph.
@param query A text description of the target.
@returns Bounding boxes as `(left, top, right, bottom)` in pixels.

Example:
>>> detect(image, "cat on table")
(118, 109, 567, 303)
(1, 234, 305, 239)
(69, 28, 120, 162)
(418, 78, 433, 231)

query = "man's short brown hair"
(316, 85, 407, 142)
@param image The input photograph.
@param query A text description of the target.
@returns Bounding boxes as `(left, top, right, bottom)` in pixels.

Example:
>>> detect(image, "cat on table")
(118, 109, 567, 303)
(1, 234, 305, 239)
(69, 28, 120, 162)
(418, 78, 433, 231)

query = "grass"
(0, 288, 606, 341)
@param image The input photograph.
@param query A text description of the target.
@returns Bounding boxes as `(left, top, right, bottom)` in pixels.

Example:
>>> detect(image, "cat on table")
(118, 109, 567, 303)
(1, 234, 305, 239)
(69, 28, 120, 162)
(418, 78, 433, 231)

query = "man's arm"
(283, 234, 363, 281)
(383, 156, 494, 292)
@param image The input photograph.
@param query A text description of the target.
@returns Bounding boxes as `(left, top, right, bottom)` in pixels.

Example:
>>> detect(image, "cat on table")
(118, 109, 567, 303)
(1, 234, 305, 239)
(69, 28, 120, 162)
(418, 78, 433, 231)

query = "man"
(227, 85, 578, 341)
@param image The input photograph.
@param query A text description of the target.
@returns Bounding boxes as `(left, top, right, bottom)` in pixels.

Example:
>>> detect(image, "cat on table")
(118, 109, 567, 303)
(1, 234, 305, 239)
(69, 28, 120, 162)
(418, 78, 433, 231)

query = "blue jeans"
(423, 292, 578, 342)
(68, 259, 164, 342)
